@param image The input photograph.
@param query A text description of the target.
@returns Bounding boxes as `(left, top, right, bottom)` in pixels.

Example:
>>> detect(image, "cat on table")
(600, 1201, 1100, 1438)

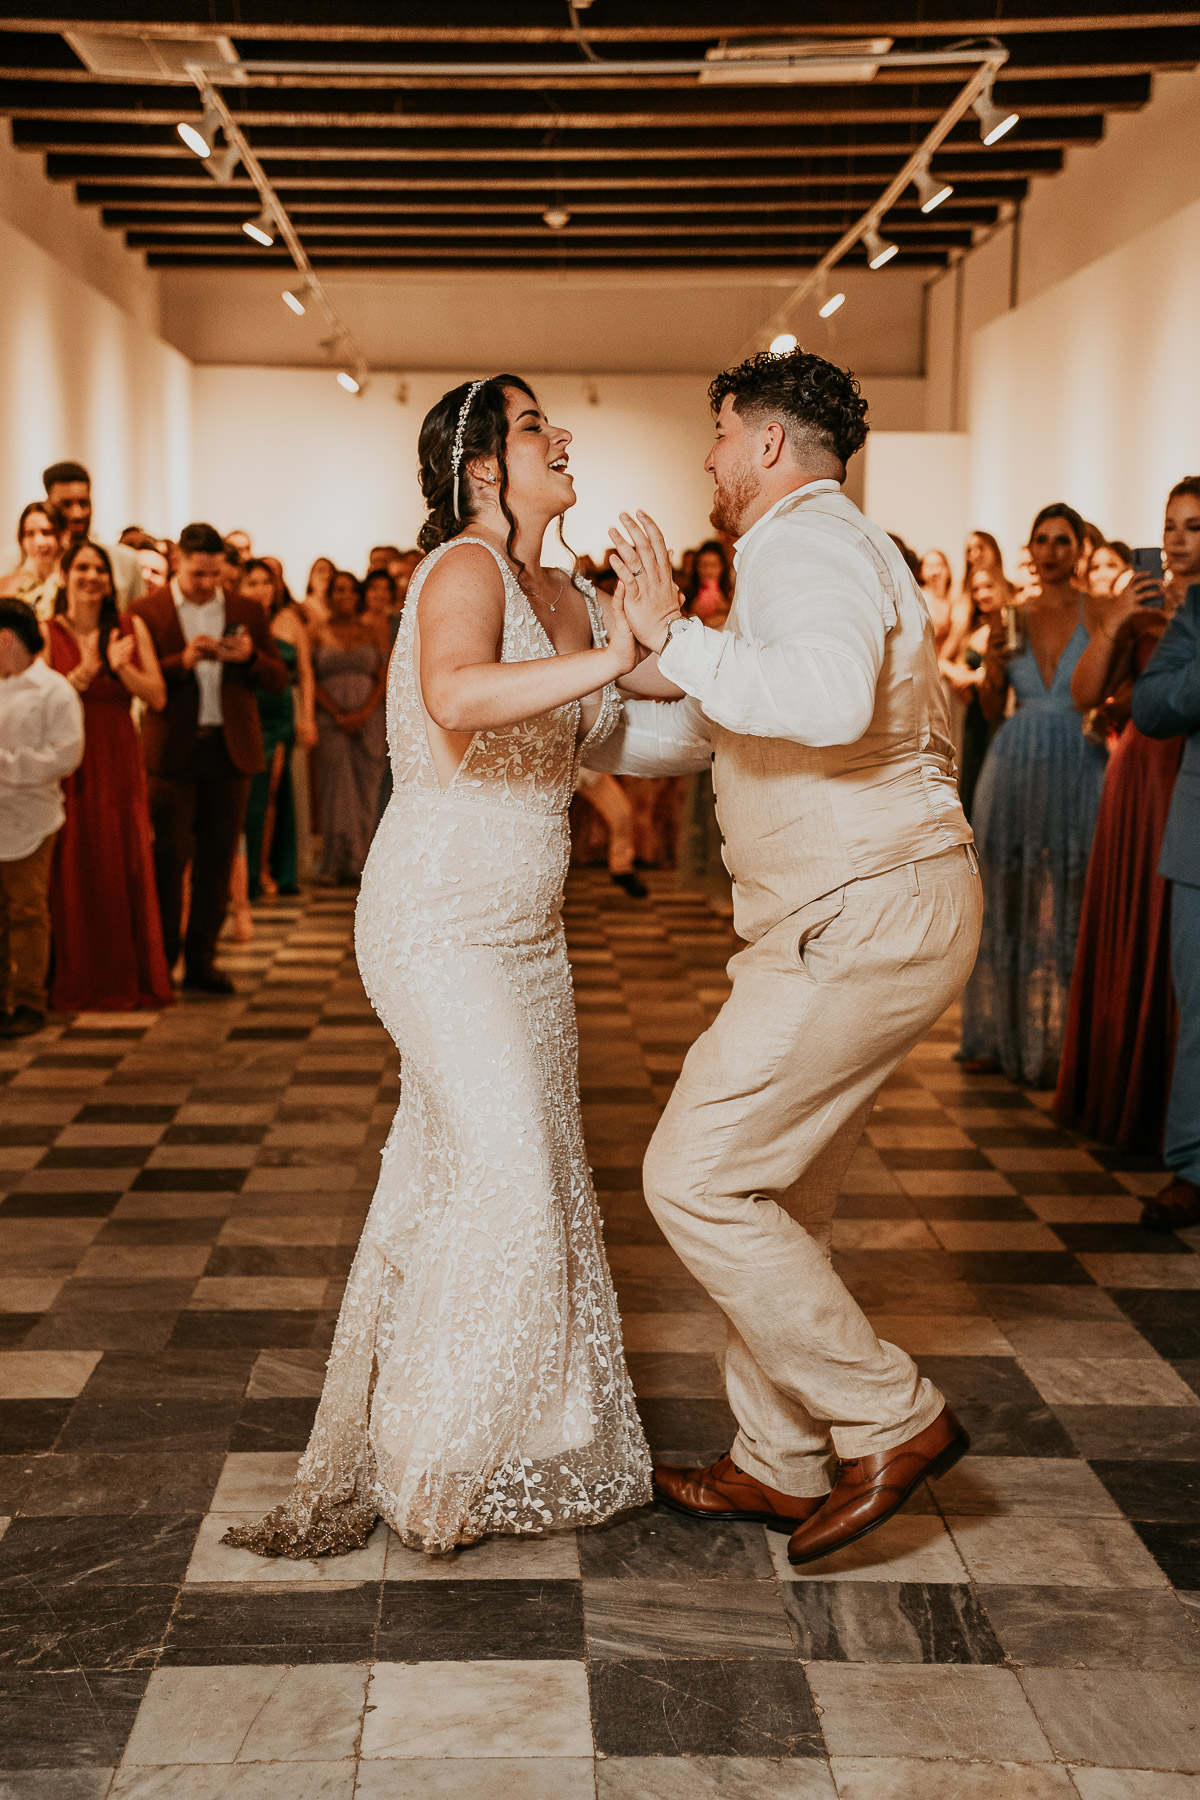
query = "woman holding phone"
(1056, 477, 1200, 1150)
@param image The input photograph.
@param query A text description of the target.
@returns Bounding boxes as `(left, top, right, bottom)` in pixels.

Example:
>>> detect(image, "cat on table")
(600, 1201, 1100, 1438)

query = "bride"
(225, 375, 654, 1555)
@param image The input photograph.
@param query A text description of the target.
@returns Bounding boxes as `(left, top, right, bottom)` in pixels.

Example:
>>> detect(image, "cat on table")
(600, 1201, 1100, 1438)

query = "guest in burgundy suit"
(129, 522, 287, 994)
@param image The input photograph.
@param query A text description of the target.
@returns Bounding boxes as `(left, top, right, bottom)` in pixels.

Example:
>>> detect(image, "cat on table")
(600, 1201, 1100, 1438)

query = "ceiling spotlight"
(542, 206, 571, 230)
(973, 79, 1019, 146)
(207, 142, 240, 185)
(863, 226, 899, 269)
(819, 292, 846, 318)
(177, 99, 222, 159)
(769, 333, 798, 354)
(336, 369, 362, 394)
(242, 207, 276, 247)
(913, 164, 953, 213)
(282, 287, 307, 316)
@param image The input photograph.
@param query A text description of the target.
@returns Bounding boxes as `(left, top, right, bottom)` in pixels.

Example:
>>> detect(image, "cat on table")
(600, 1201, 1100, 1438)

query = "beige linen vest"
(712, 487, 972, 943)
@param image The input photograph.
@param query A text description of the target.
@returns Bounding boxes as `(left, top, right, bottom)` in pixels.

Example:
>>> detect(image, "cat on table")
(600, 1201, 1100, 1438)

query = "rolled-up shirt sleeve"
(584, 694, 712, 777)
(657, 519, 888, 748)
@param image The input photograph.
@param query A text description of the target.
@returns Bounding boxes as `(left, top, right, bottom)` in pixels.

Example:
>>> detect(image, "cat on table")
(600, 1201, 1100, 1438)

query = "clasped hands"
(607, 512, 686, 656)
(183, 627, 254, 669)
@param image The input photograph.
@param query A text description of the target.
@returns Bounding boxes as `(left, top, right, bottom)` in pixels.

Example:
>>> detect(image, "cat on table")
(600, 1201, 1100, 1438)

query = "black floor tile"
(908, 1195, 1037, 1222)
(19, 1313, 181, 1353)
(635, 1397, 738, 1460)
(590, 1657, 823, 1757)
(230, 1398, 318, 1451)
(161, 1123, 267, 1145)
(377, 1579, 584, 1660)
(56, 1397, 239, 1455)
(1055, 1406, 1200, 1462)
(0, 1513, 201, 1592)
(50, 1279, 198, 1317)
(1052, 1223, 1195, 1256)
(979, 1584, 1200, 1668)
(162, 1585, 379, 1665)
(1131, 1523, 1200, 1590)
(945, 1252, 1094, 1287)
(781, 1581, 1004, 1664)
(578, 1505, 774, 1581)
(39, 1147, 148, 1170)
(81, 1350, 254, 1401)
(204, 1245, 338, 1278)
(1002, 1171, 1127, 1197)
(167, 1310, 322, 1350)
(1091, 1459, 1200, 1523)
(964, 1127, 1078, 1150)
(916, 1356, 1077, 1457)
(17, 1452, 224, 1517)
(0, 1194, 119, 1218)
(95, 1217, 225, 1246)
(0, 1583, 176, 1671)
(1173, 1359, 1200, 1402)
(876, 1149, 992, 1172)
(972, 1285, 1123, 1322)
(0, 1670, 149, 1770)
(0, 1400, 72, 1454)
(1110, 1290, 1200, 1360)
(131, 1169, 246, 1193)
(0, 1315, 38, 1348)
(75, 1104, 176, 1125)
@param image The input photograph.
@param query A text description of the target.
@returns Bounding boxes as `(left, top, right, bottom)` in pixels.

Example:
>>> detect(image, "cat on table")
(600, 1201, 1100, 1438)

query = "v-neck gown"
(224, 537, 651, 1556)
(960, 621, 1108, 1087)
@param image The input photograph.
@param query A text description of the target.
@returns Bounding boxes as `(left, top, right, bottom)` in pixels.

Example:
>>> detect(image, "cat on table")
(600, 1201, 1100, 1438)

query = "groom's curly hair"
(709, 349, 869, 470)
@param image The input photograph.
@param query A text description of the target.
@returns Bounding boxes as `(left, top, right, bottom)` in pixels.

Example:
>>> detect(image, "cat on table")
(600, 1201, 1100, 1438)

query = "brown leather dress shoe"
(1141, 1178, 1200, 1232)
(786, 1405, 970, 1566)
(653, 1453, 826, 1534)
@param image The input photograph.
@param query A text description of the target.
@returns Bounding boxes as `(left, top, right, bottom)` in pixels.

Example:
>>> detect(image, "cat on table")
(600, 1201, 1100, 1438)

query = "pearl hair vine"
(451, 378, 488, 520)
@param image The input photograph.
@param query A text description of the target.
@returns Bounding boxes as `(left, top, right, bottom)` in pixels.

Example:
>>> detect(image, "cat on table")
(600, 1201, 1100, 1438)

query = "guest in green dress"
(238, 560, 317, 899)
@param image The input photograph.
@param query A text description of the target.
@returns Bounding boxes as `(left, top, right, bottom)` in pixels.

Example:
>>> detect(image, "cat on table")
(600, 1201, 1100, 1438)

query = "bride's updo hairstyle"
(416, 374, 538, 566)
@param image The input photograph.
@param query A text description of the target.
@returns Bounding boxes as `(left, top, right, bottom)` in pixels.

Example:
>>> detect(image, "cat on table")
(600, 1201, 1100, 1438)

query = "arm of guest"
(655, 526, 886, 748)
(0, 685, 84, 785)
(583, 694, 713, 777)
(1131, 593, 1200, 739)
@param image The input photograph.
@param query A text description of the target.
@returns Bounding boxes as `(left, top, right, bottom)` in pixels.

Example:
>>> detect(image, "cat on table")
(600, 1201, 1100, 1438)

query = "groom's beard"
(710, 465, 760, 537)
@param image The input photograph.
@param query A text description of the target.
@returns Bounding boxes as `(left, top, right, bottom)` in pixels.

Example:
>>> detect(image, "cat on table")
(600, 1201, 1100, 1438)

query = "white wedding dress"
(225, 538, 651, 1555)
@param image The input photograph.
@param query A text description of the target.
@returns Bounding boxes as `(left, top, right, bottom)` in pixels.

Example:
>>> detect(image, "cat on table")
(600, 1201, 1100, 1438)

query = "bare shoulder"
(417, 541, 507, 617)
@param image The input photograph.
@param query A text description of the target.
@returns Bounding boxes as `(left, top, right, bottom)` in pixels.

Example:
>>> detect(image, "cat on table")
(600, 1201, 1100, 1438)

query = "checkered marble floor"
(2, 870, 1198, 1800)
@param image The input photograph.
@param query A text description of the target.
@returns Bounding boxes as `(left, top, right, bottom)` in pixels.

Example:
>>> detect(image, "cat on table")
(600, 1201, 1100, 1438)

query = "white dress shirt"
(172, 577, 225, 727)
(0, 656, 85, 862)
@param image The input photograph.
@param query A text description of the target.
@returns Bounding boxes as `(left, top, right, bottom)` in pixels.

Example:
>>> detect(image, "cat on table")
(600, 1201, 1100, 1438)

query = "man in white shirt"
(0, 462, 146, 611)
(588, 348, 982, 1567)
(0, 599, 84, 1036)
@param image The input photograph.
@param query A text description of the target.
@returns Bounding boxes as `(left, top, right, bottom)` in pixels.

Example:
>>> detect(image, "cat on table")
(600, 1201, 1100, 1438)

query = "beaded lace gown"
(225, 537, 652, 1556)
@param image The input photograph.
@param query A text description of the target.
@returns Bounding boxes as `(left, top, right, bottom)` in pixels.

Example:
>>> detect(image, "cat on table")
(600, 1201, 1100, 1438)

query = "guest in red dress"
(44, 540, 174, 1011)
(1054, 480, 1200, 1151)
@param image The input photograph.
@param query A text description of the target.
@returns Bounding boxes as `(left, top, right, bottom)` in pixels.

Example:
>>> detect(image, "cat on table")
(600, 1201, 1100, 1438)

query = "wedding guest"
(39, 462, 144, 609)
(0, 502, 65, 616)
(678, 539, 732, 912)
(238, 559, 317, 900)
(960, 503, 1107, 1085)
(368, 544, 402, 572)
(1132, 553, 1200, 1229)
(388, 549, 422, 604)
(44, 542, 173, 1011)
(575, 769, 648, 898)
(0, 599, 83, 1038)
(303, 556, 334, 629)
(953, 530, 1011, 657)
(363, 568, 398, 657)
(1089, 540, 1132, 599)
(130, 522, 287, 992)
(1058, 478, 1200, 1158)
(226, 529, 253, 559)
(945, 565, 1007, 821)
(1014, 543, 1038, 600)
(1077, 519, 1105, 589)
(136, 544, 170, 592)
(682, 539, 732, 628)
(313, 569, 387, 884)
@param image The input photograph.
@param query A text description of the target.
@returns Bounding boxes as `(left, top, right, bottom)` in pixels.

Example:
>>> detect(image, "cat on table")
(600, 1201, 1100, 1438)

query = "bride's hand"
(608, 511, 684, 653)
(603, 582, 645, 678)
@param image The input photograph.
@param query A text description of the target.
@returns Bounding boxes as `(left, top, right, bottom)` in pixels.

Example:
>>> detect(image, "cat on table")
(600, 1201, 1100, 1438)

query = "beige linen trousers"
(643, 843, 983, 1496)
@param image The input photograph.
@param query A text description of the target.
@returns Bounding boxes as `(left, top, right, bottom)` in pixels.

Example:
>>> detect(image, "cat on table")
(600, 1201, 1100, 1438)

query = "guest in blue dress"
(960, 504, 1109, 1087)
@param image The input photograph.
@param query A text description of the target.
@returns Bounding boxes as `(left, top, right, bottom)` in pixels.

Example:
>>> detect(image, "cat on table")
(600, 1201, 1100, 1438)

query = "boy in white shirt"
(0, 599, 84, 1036)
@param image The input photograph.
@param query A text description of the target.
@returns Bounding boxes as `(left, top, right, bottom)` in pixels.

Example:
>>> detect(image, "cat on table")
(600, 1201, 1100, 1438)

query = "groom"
(588, 348, 982, 1565)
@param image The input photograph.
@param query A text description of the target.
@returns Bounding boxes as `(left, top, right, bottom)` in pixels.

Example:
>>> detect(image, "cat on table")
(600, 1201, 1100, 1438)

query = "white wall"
(864, 432, 969, 566)
(189, 367, 928, 583)
(968, 193, 1200, 562)
(0, 210, 193, 551)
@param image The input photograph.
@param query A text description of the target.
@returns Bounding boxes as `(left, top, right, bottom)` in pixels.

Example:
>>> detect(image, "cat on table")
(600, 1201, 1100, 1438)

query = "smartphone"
(1131, 545, 1165, 606)
(222, 621, 248, 637)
